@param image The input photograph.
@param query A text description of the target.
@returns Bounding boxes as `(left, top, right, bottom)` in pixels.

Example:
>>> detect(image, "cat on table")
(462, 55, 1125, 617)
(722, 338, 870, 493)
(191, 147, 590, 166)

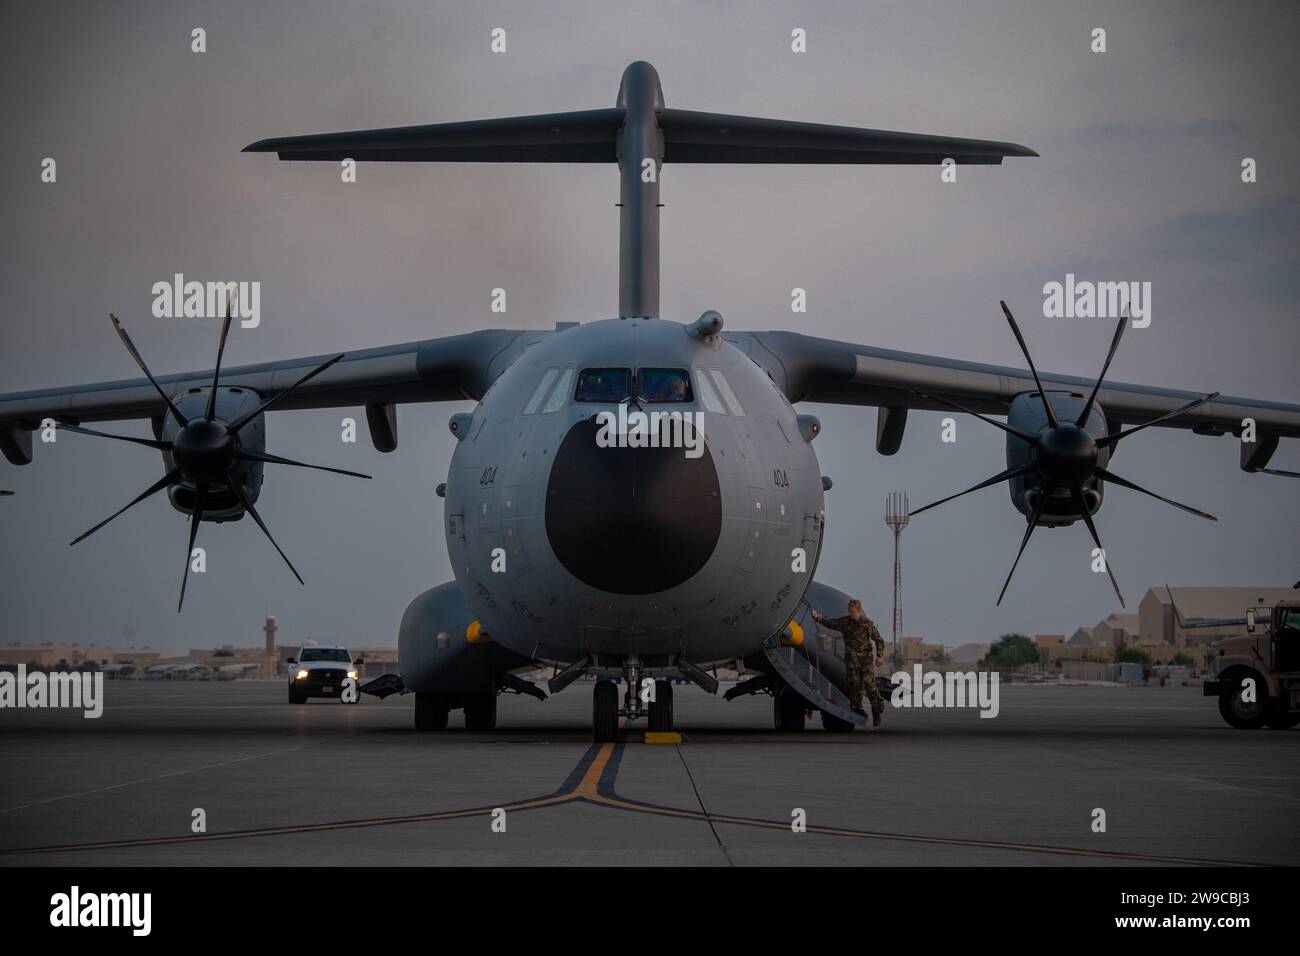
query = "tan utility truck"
(1202, 601, 1300, 729)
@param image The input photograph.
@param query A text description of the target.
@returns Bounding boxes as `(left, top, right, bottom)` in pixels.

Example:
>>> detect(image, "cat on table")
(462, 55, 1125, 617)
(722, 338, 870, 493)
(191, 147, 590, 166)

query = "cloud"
(1148, 195, 1300, 262)
(1181, 118, 1245, 138)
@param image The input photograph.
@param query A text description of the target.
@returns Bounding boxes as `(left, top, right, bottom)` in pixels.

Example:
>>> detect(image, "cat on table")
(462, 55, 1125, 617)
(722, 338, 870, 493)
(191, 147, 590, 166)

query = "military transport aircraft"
(2, 62, 1297, 739)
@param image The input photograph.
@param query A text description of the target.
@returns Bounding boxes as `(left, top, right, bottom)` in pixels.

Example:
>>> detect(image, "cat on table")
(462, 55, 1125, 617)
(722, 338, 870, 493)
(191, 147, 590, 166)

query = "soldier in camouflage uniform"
(812, 599, 887, 726)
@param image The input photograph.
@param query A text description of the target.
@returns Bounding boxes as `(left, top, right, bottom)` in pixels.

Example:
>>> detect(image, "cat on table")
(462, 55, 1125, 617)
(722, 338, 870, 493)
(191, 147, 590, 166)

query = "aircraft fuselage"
(443, 317, 826, 675)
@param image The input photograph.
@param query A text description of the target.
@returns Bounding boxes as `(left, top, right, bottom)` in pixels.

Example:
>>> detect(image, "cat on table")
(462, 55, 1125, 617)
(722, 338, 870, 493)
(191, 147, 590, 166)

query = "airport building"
(0, 615, 397, 680)
(0, 642, 173, 669)
(1139, 587, 1296, 647)
(1091, 613, 1139, 648)
(898, 635, 949, 665)
(949, 642, 991, 665)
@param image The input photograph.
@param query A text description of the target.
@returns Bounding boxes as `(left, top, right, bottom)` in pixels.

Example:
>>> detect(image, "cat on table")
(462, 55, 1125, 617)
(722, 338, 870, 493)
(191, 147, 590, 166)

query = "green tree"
(981, 633, 1037, 672)
(1172, 653, 1196, 668)
(1114, 644, 1151, 665)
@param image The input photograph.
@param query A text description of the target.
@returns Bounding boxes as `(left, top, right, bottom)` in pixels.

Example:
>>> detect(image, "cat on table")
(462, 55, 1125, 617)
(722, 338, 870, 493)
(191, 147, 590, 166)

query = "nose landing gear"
(647, 679, 674, 733)
(593, 679, 619, 742)
(591, 658, 675, 741)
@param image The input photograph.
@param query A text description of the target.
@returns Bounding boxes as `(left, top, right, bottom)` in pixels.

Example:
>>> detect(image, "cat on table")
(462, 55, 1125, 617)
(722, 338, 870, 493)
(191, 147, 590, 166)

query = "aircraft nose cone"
(545, 416, 721, 594)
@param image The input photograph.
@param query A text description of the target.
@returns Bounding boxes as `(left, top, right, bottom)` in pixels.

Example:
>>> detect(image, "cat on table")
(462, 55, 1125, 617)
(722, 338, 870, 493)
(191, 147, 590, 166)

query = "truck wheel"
(463, 693, 498, 731)
(593, 680, 619, 742)
(1218, 671, 1268, 729)
(774, 692, 806, 732)
(648, 679, 674, 732)
(1265, 702, 1300, 730)
(414, 692, 450, 731)
(288, 687, 306, 704)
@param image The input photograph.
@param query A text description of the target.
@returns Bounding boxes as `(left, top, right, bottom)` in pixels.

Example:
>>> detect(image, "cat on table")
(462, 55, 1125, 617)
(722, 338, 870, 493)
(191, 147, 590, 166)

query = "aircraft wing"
(0, 327, 547, 465)
(726, 328, 1300, 469)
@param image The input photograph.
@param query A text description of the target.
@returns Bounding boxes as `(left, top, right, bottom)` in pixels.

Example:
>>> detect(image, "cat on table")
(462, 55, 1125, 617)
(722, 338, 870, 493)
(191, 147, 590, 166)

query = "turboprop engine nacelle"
(159, 387, 266, 521)
(1005, 391, 1110, 527)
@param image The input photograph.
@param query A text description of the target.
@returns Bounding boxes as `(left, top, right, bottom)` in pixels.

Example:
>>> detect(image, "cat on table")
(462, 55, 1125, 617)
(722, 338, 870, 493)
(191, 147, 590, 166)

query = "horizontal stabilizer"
(658, 109, 1037, 164)
(245, 108, 1035, 166)
(244, 109, 624, 163)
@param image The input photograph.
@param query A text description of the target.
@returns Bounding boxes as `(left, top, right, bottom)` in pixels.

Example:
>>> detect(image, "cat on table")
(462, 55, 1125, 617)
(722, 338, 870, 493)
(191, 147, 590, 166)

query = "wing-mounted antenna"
(245, 61, 1036, 320)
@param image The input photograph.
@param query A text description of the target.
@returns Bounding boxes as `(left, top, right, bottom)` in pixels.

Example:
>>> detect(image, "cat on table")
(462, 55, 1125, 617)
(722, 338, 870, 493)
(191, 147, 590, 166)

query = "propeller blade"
(1260, 467, 1300, 479)
(111, 314, 188, 428)
(1096, 466, 1217, 521)
(1000, 300, 1059, 429)
(237, 450, 372, 480)
(177, 484, 208, 613)
(204, 291, 237, 421)
(55, 421, 171, 451)
(1076, 314, 1127, 427)
(70, 469, 180, 545)
(1096, 392, 1220, 448)
(915, 392, 1040, 445)
(1070, 484, 1124, 608)
(228, 480, 305, 587)
(996, 489, 1046, 606)
(910, 463, 1037, 518)
(226, 354, 345, 434)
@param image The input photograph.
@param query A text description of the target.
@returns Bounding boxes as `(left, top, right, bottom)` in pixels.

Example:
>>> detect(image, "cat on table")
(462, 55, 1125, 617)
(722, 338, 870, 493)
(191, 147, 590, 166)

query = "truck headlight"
(296, 669, 308, 680)
(347, 670, 358, 680)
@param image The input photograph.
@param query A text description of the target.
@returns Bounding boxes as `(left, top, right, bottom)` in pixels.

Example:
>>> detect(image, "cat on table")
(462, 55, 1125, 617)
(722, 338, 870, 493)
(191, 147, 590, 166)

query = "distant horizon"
(4, 579, 1293, 657)
(2, 1, 1296, 652)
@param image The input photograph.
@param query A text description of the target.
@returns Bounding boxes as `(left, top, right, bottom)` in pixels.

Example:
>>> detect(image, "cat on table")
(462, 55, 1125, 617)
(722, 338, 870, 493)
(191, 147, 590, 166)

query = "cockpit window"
(300, 648, 350, 663)
(693, 368, 727, 414)
(575, 368, 632, 403)
(707, 369, 746, 416)
(540, 366, 574, 413)
(522, 367, 559, 415)
(637, 368, 693, 403)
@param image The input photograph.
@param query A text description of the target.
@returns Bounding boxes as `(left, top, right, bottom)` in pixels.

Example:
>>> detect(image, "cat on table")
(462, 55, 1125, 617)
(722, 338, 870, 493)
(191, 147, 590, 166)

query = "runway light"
(296, 669, 308, 680)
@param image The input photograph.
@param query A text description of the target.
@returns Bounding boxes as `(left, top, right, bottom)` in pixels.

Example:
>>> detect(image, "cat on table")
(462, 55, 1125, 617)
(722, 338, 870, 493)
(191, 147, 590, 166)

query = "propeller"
(911, 301, 1219, 608)
(65, 295, 370, 610)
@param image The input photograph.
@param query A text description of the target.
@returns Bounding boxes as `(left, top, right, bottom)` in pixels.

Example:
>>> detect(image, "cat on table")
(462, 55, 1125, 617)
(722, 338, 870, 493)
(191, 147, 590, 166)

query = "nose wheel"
(593, 679, 619, 741)
(648, 679, 674, 732)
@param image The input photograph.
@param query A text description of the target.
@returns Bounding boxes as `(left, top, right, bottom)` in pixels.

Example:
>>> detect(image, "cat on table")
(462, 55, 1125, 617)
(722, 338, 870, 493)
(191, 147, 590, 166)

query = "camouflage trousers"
(846, 652, 886, 714)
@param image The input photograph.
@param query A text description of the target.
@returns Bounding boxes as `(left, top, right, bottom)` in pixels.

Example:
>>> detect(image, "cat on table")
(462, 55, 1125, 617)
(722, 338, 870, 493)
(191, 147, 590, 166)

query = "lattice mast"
(883, 492, 910, 661)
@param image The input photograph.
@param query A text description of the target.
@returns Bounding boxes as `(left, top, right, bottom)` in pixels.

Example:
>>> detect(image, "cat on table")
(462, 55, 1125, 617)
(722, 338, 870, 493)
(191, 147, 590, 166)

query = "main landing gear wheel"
(593, 679, 619, 742)
(464, 692, 498, 731)
(774, 692, 806, 732)
(414, 692, 450, 731)
(648, 679, 674, 732)
(820, 711, 855, 733)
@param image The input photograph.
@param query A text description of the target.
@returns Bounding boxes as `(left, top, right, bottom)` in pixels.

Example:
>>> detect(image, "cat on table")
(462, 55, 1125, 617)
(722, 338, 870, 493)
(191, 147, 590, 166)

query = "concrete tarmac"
(0, 680, 1295, 866)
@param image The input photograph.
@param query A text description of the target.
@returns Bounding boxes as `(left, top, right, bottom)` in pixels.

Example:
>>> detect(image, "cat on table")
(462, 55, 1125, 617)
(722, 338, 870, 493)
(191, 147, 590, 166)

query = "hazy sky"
(1, 0, 1297, 653)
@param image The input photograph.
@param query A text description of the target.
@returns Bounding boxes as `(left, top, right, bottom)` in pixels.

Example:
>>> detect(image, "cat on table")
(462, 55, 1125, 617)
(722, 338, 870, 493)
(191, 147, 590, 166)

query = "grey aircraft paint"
(2, 60, 1298, 736)
(442, 316, 824, 670)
